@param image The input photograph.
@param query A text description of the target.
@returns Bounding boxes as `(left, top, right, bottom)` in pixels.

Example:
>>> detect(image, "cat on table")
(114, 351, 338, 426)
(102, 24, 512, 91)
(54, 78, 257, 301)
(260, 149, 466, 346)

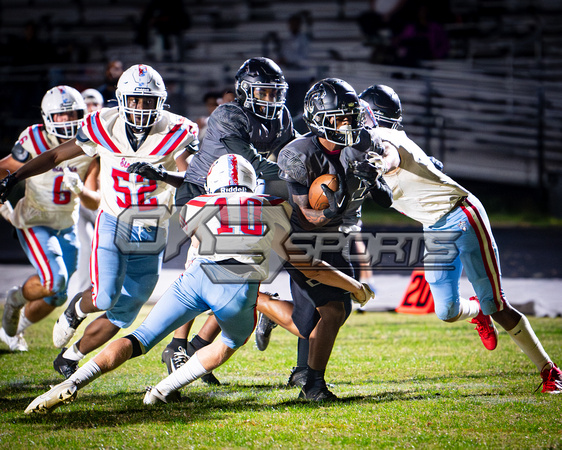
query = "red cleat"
(469, 296, 498, 351)
(538, 363, 562, 394)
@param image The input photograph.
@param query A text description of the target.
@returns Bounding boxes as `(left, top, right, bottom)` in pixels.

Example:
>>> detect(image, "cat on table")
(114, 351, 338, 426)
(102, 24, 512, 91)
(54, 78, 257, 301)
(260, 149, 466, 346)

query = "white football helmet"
(41, 86, 87, 139)
(81, 88, 104, 112)
(116, 64, 167, 129)
(205, 154, 257, 194)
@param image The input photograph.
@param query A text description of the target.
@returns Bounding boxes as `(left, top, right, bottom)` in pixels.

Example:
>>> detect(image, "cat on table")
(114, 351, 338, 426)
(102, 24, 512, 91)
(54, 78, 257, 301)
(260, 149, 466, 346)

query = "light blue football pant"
(16, 225, 78, 306)
(132, 259, 258, 352)
(423, 194, 506, 320)
(90, 211, 165, 328)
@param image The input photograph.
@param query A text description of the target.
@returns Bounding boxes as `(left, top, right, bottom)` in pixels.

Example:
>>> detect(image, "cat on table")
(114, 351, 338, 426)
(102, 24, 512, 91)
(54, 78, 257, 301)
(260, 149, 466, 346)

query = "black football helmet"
(303, 78, 365, 147)
(359, 84, 402, 129)
(234, 57, 288, 120)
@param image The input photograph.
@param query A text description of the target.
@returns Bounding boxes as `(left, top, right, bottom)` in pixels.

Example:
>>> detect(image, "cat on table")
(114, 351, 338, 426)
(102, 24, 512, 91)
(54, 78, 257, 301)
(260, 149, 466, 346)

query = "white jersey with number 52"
(77, 107, 198, 227)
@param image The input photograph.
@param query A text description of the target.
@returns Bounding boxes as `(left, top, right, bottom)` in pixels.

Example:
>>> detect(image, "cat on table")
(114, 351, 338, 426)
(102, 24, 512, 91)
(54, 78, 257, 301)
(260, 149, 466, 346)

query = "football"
(308, 174, 339, 210)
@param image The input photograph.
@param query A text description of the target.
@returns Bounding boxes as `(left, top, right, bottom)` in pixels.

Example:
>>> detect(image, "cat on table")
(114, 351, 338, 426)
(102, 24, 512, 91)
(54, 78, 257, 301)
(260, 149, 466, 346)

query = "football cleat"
(0, 327, 28, 351)
(469, 296, 498, 351)
(298, 384, 338, 402)
(162, 342, 221, 386)
(24, 380, 77, 414)
(53, 293, 86, 348)
(143, 386, 181, 405)
(161, 345, 189, 374)
(537, 363, 562, 394)
(53, 347, 79, 379)
(255, 312, 278, 351)
(3, 286, 25, 337)
(287, 366, 308, 388)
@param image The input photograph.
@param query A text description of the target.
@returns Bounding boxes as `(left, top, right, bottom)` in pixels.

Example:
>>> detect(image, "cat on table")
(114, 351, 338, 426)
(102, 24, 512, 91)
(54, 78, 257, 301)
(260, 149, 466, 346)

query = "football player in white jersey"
(0, 85, 100, 352)
(0, 64, 199, 379)
(356, 84, 562, 394)
(23, 154, 373, 414)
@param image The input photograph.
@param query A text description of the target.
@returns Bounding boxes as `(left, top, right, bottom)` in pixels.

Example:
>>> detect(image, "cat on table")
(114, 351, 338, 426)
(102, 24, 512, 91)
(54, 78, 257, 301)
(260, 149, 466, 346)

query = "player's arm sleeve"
(277, 146, 308, 186)
(11, 142, 31, 163)
(220, 135, 279, 180)
(213, 104, 279, 180)
(369, 175, 393, 208)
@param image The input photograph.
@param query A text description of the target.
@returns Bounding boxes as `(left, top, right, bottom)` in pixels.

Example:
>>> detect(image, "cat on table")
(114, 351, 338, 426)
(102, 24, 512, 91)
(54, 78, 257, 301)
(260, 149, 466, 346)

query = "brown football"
(308, 174, 339, 210)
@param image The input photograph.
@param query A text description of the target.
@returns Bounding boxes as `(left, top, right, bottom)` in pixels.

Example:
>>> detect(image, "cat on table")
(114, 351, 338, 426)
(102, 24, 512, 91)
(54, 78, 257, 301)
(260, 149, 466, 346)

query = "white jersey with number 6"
(10, 124, 92, 230)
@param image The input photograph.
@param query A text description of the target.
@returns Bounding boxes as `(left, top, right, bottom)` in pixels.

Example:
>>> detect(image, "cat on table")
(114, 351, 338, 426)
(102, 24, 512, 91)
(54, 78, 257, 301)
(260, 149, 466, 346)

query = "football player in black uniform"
(255, 78, 392, 401)
(127, 57, 296, 384)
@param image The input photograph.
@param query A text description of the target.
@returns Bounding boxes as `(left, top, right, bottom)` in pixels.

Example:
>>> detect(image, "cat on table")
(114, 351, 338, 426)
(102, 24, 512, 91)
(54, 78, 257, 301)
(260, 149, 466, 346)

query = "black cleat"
(298, 384, 338, 402)
(287, 366, 308, 388)
(161, 342, 221, 386)
(255, 312, 278, 351)
(161, 345, 189, 374)
(53, 347, 79, 379)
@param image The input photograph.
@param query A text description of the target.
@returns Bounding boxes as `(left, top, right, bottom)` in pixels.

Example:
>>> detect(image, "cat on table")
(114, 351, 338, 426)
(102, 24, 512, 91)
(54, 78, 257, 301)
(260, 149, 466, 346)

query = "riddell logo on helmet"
(218, 186, 247, 193)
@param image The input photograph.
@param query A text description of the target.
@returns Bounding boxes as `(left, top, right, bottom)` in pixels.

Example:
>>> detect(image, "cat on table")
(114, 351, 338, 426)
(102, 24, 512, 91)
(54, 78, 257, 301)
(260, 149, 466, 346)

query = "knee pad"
(124, 334, 143, 358)
(43, 292, 68, 307)
(434, 301, 460, 322)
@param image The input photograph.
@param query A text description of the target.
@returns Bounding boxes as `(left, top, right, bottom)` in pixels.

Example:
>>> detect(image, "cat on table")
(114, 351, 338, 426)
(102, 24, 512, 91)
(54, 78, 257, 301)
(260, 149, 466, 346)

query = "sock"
(75, 299, 88, 319)
(63, 343, 85, 362)
(305, 367, 326, 390)
(11, 287, 26, 307)
(190, 335, 211, 351)
(155, 353, 208, 396)
(296, 338, 309, 368)
(16, 309, 33, 334)
(169, 337, 188, 350)
(458, 297, 480, 321)
(67, 360, 102, 389)
(507, 316, 550, 371)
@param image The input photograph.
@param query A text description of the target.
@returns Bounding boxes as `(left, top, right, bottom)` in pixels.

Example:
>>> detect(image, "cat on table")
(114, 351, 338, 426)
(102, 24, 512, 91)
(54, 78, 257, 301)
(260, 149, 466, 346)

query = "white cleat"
(143, 386, 180, 405)
(3, 286, 25, 337)
(0, 328, 28, 351)
(53, 294, 86, 348)
(52, 315, 76, 349)
(24, 381, 78, 414)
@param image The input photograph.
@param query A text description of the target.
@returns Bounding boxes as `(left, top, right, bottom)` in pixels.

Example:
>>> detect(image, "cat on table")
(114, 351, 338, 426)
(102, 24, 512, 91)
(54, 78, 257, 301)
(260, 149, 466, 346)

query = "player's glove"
(429, 156, 444, 172)
(353, 151, 389, 181)
(322, 175, 348, 219)
(127, 162, 168, 182)
(351, 282, 375, 307)
(0, 173, 19, 204)
(62, 168, 84, 195)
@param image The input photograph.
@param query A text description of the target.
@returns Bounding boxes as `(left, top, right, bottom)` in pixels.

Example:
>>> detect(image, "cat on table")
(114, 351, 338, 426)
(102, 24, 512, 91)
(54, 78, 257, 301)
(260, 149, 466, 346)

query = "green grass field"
(1, 306, 561, 449)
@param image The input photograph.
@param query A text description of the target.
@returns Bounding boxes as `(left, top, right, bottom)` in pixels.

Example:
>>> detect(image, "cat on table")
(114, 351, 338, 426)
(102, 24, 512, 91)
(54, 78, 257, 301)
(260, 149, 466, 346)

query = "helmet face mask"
(235, 57, 288, 120)
(41, 86, 87, 140)
(205, 154, 257, 194)
(359, 84, 402, 129)
(116, 64, 167, 129)
(304, 78, 365, 147)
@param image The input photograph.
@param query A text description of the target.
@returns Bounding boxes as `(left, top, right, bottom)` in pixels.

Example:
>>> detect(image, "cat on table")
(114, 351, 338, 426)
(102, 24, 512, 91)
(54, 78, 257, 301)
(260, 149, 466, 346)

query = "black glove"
(0, 173, 19, 203)
(322, 176, 348, 219)
(127, 162, 168, 182)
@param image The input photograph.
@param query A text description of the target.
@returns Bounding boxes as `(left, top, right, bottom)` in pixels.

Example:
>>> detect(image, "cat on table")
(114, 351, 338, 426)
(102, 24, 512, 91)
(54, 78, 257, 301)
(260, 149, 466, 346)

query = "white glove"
(63, 168, 84, 195)
(351, 282, 375, 307)
(366, 151, 389, 175)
